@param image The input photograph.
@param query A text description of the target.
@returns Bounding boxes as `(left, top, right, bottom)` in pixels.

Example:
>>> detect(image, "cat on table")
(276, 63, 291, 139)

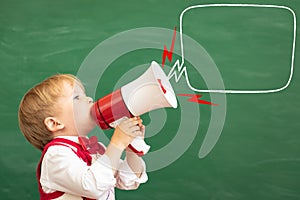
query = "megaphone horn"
(91, 61, 177, 156)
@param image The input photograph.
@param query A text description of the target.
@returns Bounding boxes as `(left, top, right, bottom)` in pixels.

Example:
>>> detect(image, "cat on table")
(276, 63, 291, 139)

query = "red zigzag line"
(162, 27, 177, 67)
(177, 94, 218, 106)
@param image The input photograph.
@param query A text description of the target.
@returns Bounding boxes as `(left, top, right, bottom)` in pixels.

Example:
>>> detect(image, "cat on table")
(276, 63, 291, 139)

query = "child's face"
(56, 81, 96, 136)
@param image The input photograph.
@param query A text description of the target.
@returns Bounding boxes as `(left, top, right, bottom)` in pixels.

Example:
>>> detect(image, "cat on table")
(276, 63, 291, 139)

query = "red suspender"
(37, 138, 95, 200)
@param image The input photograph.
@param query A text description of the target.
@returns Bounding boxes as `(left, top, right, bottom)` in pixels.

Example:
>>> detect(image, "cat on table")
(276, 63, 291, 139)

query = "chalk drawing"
(168, 4, 296, 94)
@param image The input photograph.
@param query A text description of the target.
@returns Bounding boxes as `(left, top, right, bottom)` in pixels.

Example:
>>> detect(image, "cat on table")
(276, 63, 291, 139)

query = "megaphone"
(91, 61, 177, 156)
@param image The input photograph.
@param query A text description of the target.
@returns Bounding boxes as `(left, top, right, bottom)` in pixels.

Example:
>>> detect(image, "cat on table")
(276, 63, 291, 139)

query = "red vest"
(36, 138, 95, 200)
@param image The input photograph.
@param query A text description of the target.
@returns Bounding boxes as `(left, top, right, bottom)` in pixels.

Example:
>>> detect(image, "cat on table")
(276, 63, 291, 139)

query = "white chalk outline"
(169, 4, 296, 94)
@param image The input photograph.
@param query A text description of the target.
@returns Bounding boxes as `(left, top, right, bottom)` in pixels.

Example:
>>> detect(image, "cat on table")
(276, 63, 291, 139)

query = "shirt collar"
(54, 136, 81, 144)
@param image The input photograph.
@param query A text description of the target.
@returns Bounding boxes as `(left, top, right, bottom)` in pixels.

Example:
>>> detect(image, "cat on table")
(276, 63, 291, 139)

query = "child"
(18, 74, 148, 200)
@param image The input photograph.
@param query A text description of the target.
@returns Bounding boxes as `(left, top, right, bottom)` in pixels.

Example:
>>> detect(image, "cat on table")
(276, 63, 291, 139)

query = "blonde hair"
(18, 74, 84, 151)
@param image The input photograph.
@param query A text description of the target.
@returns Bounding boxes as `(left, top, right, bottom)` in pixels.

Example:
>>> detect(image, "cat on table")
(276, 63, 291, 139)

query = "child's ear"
(44, 117, 64, 132)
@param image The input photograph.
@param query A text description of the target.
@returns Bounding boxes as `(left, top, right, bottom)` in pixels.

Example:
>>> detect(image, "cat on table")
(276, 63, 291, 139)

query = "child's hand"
(110, 117, 143, 150)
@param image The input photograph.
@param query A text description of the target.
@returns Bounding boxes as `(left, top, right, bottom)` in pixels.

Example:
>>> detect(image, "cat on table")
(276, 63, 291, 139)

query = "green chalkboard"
(1, 0, 300, 199)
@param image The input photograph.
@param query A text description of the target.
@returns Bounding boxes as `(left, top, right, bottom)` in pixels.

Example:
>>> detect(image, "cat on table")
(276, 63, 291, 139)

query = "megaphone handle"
(128, 136, 151, 157)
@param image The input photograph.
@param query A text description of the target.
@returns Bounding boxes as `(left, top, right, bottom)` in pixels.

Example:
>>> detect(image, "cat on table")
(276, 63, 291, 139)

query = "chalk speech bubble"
(177, 4, 296, 94)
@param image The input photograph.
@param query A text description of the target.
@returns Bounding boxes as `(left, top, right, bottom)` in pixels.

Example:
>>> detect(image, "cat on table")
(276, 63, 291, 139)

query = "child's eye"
(73, 95, 80, 100)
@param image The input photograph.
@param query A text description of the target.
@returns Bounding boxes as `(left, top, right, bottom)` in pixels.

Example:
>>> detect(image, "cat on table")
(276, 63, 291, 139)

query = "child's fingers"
(118, 118, 143, 136)
(141, 124, 145, 132)
(127, 120, 140, 128)
(137, 117, 143, 127)
(131, 130, 143, 137)
(134, 116, 143, 127)
(140, 125, 145, 138)
(129, 125, 141, 132)
(122, 127, 142, 138)
(124, 117, 143, 128)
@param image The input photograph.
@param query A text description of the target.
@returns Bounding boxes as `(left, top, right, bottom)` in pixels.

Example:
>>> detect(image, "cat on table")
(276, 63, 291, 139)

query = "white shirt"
(40, 136, 148, 200)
